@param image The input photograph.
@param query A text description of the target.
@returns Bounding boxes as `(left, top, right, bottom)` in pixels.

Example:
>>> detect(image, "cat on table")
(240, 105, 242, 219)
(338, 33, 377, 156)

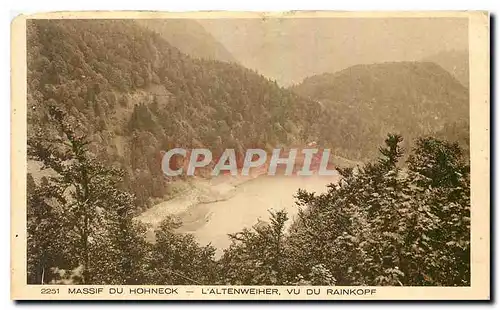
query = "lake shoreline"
(137, 173, 340, 257)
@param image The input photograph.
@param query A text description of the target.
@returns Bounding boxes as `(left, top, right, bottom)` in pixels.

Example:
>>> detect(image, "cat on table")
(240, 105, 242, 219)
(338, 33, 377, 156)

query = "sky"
(198, 17, 469, 86)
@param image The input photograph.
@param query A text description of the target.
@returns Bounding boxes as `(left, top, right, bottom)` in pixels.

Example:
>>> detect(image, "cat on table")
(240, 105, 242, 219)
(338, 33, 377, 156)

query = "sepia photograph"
(10, 11, 490, 300)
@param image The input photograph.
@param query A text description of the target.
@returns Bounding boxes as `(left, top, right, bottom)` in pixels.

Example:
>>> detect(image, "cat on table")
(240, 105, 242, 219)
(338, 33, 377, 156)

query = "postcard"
(11, 11, 490, 300)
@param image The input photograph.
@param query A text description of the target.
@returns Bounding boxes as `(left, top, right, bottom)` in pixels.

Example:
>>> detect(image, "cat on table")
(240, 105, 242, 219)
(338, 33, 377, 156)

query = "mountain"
(26, 19, 470, 209)
(26, 19, 323, 208)
(422, 50, 469, 87)
(290, 62, 469, 159)
(135, 19, 237, 63)
(199, 18, 469, 86)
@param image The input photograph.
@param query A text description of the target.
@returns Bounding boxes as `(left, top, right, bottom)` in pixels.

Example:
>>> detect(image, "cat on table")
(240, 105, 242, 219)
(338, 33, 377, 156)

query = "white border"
(4, 1, 497, 309)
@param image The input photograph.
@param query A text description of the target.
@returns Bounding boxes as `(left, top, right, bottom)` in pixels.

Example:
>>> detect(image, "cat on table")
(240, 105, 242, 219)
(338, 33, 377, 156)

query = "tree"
(27, 174, 68, 284)
(378, 133, 404, 169)
(145, 217, 218, 285)
(27, 103, 148, 284)
(408, 137, 468, 188)
(278, 134, 470, 286)
(220, 210, 292, 285)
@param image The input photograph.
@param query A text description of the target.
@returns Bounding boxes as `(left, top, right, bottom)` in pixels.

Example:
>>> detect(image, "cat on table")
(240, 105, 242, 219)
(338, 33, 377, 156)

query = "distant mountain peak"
(136, 19, 237, 63)
(421, 49, 469, 87)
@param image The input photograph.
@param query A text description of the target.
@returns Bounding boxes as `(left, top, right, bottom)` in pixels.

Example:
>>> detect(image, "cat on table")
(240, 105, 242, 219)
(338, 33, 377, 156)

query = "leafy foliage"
(221, 134, 470, 286)
(219, 210, 291, 285)
(145, 218, 219, 285)
(28, 124, 469, 286)
(27, 105, 216, 284)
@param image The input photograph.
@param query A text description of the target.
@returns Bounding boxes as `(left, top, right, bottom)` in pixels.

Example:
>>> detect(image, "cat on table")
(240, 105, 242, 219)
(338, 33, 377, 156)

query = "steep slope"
(135, 19, 237, 63)
(422, 50, 469, 87)
(27, 19, 322, 208)
(290, 62, 469, 159)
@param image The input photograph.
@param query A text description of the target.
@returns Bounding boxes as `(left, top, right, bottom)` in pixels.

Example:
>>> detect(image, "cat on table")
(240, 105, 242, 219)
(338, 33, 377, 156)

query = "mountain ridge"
(290, 61, 469, 159)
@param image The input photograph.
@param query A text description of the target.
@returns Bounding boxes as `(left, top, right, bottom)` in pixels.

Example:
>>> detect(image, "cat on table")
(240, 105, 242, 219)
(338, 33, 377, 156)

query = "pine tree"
(27, 174, 68, 284)
(220, 210, 291, 285)
(378, 133, 404, 169)
(27, 103, 148, 284)
(146, 217, 218, 285)
(279, 134, 470, 286)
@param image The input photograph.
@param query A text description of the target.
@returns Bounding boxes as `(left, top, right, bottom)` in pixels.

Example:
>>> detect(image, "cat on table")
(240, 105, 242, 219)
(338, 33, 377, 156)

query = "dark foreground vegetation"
(27, 105, 470, 286)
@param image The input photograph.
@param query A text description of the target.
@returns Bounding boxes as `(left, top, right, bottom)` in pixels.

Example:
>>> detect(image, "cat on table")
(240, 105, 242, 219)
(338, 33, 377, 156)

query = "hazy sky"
(198, 18, 468, 86)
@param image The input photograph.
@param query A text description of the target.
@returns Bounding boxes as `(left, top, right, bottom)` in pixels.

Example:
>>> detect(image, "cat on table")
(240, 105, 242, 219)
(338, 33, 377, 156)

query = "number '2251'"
(41, 288, 59, 294)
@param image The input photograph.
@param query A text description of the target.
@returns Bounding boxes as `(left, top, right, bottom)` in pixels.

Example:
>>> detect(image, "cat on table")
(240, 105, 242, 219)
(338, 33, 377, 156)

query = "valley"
(25, 16, 472, 286)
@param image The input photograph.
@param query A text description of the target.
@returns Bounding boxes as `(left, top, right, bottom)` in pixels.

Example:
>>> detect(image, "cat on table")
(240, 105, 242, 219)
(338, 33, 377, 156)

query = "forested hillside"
(27, 20, 470, 206)
(27, 19, 323, 207)
(290, 62, 469, 160)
